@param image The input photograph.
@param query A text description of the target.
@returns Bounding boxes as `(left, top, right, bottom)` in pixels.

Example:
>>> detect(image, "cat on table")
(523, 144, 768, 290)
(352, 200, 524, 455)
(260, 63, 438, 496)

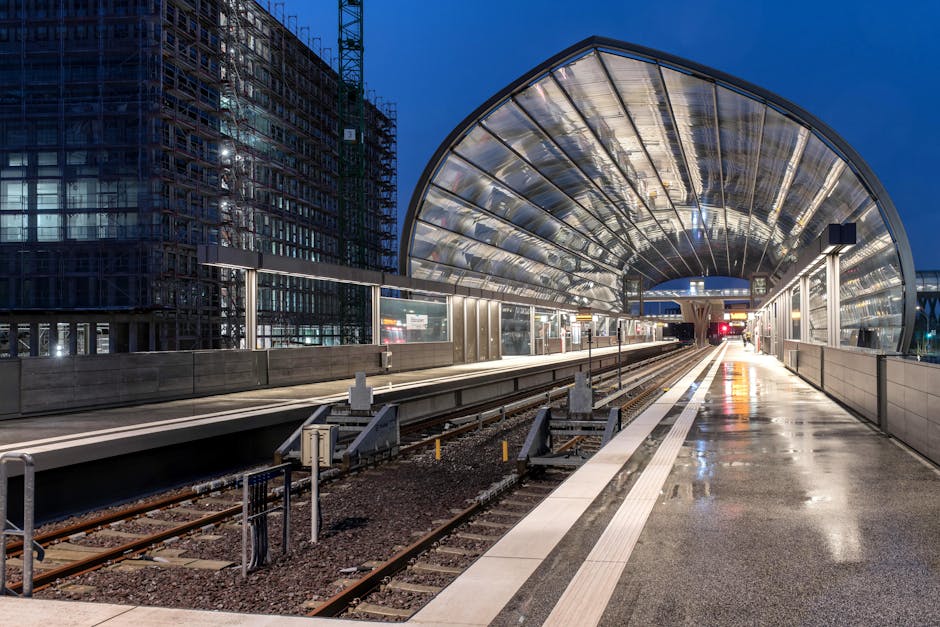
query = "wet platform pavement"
(4, 341, 940, 625)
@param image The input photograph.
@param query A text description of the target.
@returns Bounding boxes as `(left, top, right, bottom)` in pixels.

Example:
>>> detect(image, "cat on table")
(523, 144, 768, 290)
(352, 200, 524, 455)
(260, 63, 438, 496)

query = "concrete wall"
(194, 350, 268, 395)
(885, 358, 940, 465)
(20, 352, 194, 415)
(0, 360, 20, 419)
(266, 342, 453, 387)
(822, 347, 879, 423)
(2, 337, 677, 420)
(3, 341, 456, 417)
(783, 340, 823, 388)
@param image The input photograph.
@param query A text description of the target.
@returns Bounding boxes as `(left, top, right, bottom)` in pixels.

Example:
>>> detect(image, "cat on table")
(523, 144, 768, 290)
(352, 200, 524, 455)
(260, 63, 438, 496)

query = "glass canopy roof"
(403, 37, 915, 351)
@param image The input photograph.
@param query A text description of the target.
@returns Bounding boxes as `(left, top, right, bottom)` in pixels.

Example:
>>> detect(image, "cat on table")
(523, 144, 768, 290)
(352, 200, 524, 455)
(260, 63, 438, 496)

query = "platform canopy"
(402, 37, 915, 351)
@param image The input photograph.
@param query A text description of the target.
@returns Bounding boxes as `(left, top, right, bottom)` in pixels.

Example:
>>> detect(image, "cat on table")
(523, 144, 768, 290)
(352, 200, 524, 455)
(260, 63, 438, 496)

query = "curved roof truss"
(402, 37, 915, 352)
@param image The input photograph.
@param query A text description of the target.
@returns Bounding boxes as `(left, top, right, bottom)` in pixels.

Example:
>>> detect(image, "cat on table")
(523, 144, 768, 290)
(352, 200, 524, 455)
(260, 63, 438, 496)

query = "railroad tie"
(134, 517, 181, 527)
(386, 580, 442, 594)
(95, 529, 146, 540)
(354, 603, 414, 619)
(455, 531, 498, 542)
(411, 561, 463, 575)
(468, 520, 513, 529)
(434, 545, 478, 557)
(484, 508, 525, 518)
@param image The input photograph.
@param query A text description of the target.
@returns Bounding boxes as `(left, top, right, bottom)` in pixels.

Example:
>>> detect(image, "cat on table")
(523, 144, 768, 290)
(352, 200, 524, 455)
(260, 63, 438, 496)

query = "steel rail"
(8, 505, 241, 594)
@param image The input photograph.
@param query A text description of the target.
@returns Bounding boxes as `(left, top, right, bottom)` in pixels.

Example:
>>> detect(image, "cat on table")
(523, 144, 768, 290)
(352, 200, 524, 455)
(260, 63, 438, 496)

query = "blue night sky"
(281, 0, 940, 270)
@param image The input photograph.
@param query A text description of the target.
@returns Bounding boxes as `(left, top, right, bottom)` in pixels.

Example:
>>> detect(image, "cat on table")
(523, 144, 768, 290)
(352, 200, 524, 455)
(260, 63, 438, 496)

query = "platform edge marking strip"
(407, 345, 722, 626)
(542, 343, 727, 627)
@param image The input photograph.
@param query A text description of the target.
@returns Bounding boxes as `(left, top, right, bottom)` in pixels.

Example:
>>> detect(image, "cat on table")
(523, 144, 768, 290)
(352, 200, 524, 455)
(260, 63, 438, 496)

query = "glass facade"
(404, 38, 914, 351)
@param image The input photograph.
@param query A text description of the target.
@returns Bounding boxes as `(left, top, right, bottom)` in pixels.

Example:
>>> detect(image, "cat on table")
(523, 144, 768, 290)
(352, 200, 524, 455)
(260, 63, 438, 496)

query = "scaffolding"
(0, 0, 398, 355)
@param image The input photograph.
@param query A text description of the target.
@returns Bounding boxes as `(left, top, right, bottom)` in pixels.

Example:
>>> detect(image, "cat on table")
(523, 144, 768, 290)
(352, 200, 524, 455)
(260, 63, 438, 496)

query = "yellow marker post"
(502, 440, 509, 462)
(435, 438, 441, 461)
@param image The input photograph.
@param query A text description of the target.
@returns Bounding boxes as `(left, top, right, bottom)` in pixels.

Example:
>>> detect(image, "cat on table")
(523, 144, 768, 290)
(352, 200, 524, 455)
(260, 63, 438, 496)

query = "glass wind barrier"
(790, 284, 801, 340)
(379, 293, 448, 344)
(501, 304, 531, 356)
(808, 265, 828, 344)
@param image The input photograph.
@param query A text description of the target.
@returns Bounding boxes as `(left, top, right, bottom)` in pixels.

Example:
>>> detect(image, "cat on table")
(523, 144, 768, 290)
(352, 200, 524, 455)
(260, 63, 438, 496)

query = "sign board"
(302, 425, 337, 467)
(575, 308, 592, 322)
(343, 128, 357, 142)
(730, 312, 748, 321)
(405, 313, 428, 330)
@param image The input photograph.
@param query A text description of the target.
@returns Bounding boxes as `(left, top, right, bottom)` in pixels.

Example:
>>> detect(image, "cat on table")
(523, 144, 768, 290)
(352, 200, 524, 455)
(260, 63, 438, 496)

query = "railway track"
(10, 344, 701, 611)
(308, 346, 713, 619)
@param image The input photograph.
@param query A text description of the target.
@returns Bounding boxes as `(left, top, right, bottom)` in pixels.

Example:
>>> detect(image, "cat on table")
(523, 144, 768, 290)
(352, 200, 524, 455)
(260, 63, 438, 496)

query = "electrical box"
(382, 351, 392, 370)
(302, 425, 337, 467)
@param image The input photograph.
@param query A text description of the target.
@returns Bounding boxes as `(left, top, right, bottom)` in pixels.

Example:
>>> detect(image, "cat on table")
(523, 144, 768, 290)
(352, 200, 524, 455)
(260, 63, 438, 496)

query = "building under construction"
(0, 0, 397, 356)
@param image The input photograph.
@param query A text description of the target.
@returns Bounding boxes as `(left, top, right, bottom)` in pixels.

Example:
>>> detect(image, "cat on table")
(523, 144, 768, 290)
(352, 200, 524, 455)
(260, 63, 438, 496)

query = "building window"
(37, 213, 62, 241)
(1, 181, 26, 211)
(36, 180, 60, 210)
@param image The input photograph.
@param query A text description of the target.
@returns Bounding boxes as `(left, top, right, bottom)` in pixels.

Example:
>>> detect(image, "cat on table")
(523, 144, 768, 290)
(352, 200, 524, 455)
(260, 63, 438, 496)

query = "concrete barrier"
(784, 340, 823, 388)
(0, 360, 20, 418)
(19, 352, 195, 415)
(783, 343, 940, 467)
(884, 357, 940, 465)
(823, 347, 879, 423)
(2, 340, 673, 419)
(194, 350, 267, 395)
(266, 342, 454, 387)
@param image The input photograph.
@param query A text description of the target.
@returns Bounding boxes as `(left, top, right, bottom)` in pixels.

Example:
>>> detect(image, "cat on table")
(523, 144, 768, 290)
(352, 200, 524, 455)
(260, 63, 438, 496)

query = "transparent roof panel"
(404, 38, 914, 350)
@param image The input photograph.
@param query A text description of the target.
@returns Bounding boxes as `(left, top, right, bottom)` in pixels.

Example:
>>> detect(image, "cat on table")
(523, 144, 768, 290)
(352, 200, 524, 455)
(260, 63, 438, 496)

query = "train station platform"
(3, 341, 940, 625)
(0, 341, 666, 457)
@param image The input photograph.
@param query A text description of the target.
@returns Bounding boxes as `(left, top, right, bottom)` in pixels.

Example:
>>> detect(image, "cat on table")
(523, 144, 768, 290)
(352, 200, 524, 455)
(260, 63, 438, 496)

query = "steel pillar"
(826, 254, 840, 347)
(245, 269, 258, 350)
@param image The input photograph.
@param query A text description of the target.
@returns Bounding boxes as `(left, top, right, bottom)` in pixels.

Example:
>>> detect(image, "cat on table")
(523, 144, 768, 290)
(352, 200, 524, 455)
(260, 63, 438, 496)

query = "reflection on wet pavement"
(603, 341, 940, 625)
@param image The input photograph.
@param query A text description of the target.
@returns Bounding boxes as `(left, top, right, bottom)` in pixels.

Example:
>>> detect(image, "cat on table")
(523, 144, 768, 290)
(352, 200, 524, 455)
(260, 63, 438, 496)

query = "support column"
(49, 321, 59, 356)
(245, 269, 258, 350)
(529, 307, 536, 356)
(446, 295, 453, 343)
(9, 322, 17, 358)
(108, 320, 117, 354)
(683, 300, 712, 347)
(29, 322, 39, 356)
(68, 322, 78, 356)
(799, 275, 810, 341)
(825, 254, 840, 348)
(88, 321, 97, 354)
(128, 321, 138, 353)
(371, 285, 381, 345)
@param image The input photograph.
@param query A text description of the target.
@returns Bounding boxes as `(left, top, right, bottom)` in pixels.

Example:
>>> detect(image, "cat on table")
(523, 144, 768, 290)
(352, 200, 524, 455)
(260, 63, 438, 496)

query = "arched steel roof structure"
(402, 37, 915, 352)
